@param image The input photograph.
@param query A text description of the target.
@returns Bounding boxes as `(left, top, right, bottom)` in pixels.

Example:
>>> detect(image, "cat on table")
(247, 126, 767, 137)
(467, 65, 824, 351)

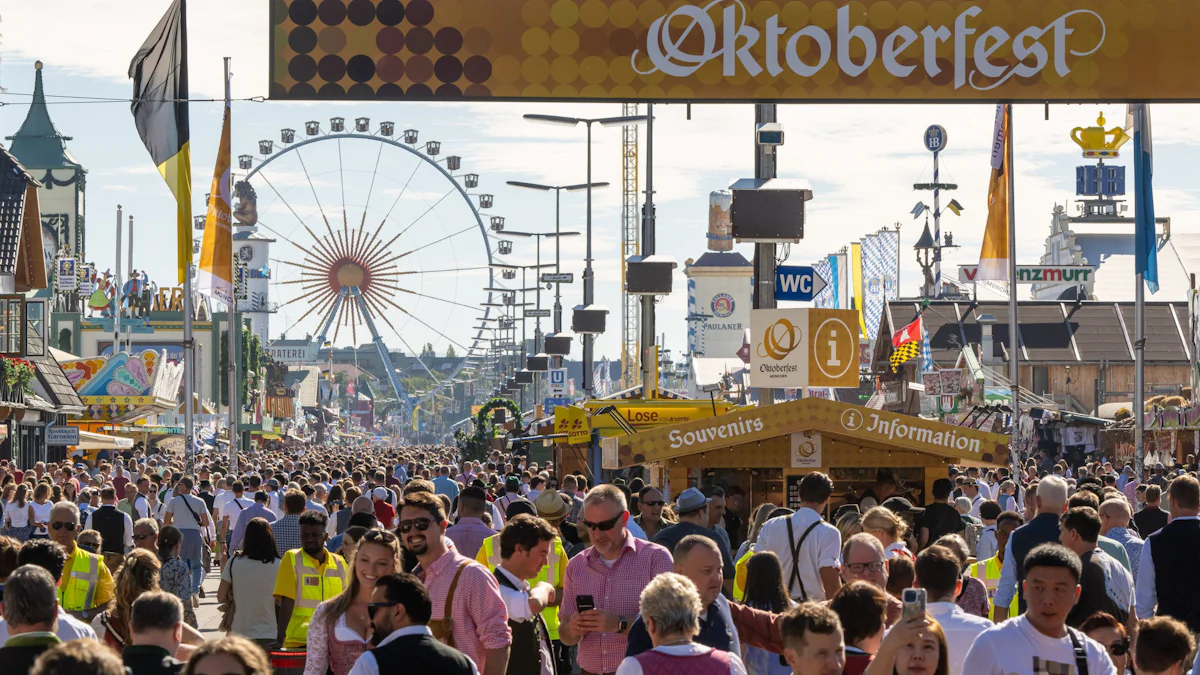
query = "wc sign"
(775, 266, 829, 302)
(548, 368, 568, 397)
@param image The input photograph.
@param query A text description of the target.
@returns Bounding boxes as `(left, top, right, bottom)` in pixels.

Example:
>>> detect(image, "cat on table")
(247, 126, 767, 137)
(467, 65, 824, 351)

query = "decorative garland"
(457, 397, 523, 461)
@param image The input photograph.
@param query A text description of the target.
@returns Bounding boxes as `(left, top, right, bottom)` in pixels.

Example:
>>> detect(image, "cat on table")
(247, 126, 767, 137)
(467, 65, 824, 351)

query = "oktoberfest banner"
(271, 1, 1200, 102)
(861, 230, 899, 340)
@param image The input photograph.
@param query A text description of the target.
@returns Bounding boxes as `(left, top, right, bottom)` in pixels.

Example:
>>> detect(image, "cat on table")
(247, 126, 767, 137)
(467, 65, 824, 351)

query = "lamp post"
(506, 181, 606, 338)
(523, 113, 647, 396)
(487, 262, 552, 409)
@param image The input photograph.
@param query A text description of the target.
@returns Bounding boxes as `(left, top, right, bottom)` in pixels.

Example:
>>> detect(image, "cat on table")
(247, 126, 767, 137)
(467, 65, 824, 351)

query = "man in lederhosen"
(495, 514, 557, 675)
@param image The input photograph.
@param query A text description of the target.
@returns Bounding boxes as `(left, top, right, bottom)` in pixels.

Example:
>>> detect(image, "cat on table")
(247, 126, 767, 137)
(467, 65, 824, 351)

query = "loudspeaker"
(572, 306, 608, 335)
(515, 370, 534, 384)
(544, 335, 572, 355)
(526, 355, 549, 371)
(730, 178, 813, 243)
(626, 255, 677, 295)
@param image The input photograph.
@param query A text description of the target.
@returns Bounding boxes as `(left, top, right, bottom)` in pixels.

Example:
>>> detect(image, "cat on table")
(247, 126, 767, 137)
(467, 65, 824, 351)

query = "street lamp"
(506, 180, 606, 338)
(500, 228, 582, 364)
(522, 113, 647, 396)
(491, 262, 554, 406)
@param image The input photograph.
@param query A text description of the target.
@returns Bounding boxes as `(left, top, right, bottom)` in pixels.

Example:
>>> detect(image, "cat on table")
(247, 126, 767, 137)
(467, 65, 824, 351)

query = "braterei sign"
(271, 1, 1200, 102)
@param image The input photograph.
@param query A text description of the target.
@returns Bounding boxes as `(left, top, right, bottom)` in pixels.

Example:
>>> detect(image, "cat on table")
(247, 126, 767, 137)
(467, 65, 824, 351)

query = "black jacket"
(123, 645, 184, 675)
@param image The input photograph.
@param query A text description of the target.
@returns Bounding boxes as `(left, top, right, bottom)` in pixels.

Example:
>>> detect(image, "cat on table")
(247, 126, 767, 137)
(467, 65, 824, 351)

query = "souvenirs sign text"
(271, 1, 1200, 102)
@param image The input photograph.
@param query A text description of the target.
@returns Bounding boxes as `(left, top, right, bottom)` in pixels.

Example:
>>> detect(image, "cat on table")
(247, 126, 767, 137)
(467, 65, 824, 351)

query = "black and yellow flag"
(129, 0, 192, 283)
(890, 341, 921, 373)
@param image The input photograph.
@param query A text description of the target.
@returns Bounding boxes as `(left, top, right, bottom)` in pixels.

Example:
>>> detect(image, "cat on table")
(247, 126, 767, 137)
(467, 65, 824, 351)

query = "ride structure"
(238, 117, 501, 423)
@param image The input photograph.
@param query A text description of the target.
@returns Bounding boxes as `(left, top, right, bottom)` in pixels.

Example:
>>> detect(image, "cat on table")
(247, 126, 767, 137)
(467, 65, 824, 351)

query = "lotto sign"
(554, 405, 590, 445)
(751, 308, 859, 388)
(548, 368, 568, 397)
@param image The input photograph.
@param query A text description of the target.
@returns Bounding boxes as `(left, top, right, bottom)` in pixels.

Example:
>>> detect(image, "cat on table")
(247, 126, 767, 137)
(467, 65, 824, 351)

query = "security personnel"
(51, 501, 114, 621)
(971, 510, 1023, 621)
(478, 493, 567, 674)
(273, 510, 348, 647)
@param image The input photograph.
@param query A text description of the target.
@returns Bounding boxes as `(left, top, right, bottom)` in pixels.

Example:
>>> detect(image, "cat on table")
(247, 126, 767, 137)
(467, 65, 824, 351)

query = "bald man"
(1100, 498, 1145, 581)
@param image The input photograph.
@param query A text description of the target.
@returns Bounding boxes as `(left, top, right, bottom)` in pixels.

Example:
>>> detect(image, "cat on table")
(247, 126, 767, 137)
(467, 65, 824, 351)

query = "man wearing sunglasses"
(399, 491, 511, 675)
(347, 572, 478, 675)
(560, 484, 673, 675)
(634, 487, 666, 541)
(49, 501, 114, 622)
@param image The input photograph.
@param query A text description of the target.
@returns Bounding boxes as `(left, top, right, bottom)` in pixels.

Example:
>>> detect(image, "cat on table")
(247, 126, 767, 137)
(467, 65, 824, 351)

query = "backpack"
(963, 521, 983, 558)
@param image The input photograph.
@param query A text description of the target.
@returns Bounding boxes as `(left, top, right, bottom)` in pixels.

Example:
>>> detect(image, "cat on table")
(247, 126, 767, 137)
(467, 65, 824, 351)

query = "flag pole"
(1006, 103, 1021, 468)
(224, 55, 238, 475)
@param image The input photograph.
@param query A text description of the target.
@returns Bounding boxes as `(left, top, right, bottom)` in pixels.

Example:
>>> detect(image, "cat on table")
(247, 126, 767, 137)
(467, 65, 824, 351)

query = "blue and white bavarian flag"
(1126, 103, 1159, 294)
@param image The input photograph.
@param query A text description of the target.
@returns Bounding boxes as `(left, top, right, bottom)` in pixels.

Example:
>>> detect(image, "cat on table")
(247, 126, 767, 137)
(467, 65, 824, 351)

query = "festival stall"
(608, 397, 1010, 511)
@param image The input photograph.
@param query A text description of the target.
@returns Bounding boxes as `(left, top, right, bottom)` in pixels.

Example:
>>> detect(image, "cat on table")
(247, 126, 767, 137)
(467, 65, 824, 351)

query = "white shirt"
(222, 496, 254, 535)
(976, 525, 998, 562)
(616, 643, 747, 675)
(495, 566, 535, 622)
(84, 506, 135, 550)
(962, 614, 1117, 675)
(755, 507, 842, 601)
(925, 601, 992, 675)
(348, 625, 480, 675)
(0, 605, 97, 642)
(4, 501, 29, 528)
(626, 517, 649, 541)
(1135, 515, 1200, 618)
(968, 493, 985, 519)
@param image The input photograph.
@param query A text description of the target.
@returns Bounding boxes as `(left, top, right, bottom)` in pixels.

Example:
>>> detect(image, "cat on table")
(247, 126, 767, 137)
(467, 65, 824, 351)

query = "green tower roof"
(7, 61, 81, 170)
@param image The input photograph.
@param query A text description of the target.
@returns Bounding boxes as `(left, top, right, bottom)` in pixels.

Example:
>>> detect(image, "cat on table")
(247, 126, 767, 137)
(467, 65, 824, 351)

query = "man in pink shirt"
(560, 484, 674, 675)
(400, 491, 511, 675)
(446, 487, 497, 560)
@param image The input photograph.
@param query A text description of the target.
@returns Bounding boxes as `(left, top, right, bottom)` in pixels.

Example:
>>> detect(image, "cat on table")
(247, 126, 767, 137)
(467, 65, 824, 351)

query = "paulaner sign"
(958, 265, 1096, 284)
(270, 1, 1195, 102)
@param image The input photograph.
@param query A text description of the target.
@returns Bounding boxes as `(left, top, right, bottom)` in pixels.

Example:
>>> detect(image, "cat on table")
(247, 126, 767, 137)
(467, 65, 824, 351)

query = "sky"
(3, 1, 1200, 373)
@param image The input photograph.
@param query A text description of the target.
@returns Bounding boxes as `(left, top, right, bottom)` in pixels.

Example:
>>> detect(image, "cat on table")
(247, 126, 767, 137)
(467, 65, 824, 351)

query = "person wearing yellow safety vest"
(273, 510, 349, 647)
(49, 501, 114, 622)
(477, 492, 568, 675)
(970, 510, 1024, 621)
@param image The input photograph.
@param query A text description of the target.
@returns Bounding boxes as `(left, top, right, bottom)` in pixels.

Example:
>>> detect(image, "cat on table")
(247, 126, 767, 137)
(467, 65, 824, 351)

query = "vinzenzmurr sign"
(270, 0, 1193, 102)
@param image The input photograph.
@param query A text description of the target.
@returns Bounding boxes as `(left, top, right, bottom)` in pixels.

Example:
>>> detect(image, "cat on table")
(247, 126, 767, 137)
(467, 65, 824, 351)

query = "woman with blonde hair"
(28, 482, 52, 539)
(94, 549, 205, 653)
(837, 510, 865, 543)
(862, 507, 914, 561)
(305, 528, 403, 675)
(184, 635, 273, 675)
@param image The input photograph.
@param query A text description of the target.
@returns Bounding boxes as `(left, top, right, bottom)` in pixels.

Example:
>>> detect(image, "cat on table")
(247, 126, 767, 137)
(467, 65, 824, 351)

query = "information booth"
(608, 398, 1010, 512)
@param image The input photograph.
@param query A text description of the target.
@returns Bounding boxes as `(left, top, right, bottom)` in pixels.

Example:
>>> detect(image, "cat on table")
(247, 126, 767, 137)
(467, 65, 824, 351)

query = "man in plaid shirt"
(560, 484, 673, 675)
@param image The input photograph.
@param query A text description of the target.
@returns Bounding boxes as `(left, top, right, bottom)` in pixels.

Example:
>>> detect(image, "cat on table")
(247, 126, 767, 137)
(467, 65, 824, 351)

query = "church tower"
(6, 61, 87, 290)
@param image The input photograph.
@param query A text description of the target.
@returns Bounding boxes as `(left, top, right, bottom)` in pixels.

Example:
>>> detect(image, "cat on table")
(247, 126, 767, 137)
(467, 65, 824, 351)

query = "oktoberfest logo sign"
(270, 1, 1199, 102)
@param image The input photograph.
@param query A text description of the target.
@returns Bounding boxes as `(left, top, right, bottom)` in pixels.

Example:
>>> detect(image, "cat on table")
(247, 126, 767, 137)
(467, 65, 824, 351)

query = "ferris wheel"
(236, 116, 508, 417)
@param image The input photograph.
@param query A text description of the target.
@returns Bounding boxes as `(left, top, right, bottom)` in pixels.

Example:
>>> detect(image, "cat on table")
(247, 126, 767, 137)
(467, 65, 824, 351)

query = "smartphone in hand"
(576, 594, 596, 613)
(902, 588, 927, 620)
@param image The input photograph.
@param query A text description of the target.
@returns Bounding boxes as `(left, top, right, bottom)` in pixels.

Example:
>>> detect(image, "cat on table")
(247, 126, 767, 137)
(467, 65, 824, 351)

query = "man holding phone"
(560, 484, 673, 675)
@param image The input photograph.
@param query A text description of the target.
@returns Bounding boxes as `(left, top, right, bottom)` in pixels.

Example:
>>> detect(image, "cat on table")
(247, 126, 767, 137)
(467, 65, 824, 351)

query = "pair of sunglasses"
(1107, 638, 1130, 657)
(397, 518, 433, 534)
(52, 522, 77, 531)
(363, 529, 398, 543)
(640, 500, 665, 507)
(79, 542, 99, 553)
(366, 601, 399, 618)
(581, 513, 623, 532)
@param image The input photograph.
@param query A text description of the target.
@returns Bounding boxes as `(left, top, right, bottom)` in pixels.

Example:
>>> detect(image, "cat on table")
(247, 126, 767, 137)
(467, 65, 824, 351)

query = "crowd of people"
(0, 446, 1195, 675)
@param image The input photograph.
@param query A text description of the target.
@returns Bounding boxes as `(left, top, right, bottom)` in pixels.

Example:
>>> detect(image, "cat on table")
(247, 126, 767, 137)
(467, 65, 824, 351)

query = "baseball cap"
(881, 496, 925, 516)
(372, 487, 388, 499)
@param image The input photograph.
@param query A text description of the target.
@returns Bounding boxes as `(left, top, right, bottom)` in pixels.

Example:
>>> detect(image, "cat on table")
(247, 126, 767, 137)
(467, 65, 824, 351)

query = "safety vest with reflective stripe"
(60, 547, 103, 612)
(972, 555, 1018, 621)
(286, 550, 348, 647)
(732, 546, 755, 602)
(476, 533, 566, 640)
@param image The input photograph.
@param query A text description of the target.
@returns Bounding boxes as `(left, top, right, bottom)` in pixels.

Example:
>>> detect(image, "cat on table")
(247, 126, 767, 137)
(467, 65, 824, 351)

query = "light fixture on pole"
(506, 180, 606, 339)
(522, 113, 647, 396)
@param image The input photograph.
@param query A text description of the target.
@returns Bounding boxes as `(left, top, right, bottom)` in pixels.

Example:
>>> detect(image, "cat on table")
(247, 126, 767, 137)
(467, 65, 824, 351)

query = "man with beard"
(273, 510, 349, 648)
(348, 572, 478, 675)
(400, 491, 511, 675)
(624, 535, 741, 657)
